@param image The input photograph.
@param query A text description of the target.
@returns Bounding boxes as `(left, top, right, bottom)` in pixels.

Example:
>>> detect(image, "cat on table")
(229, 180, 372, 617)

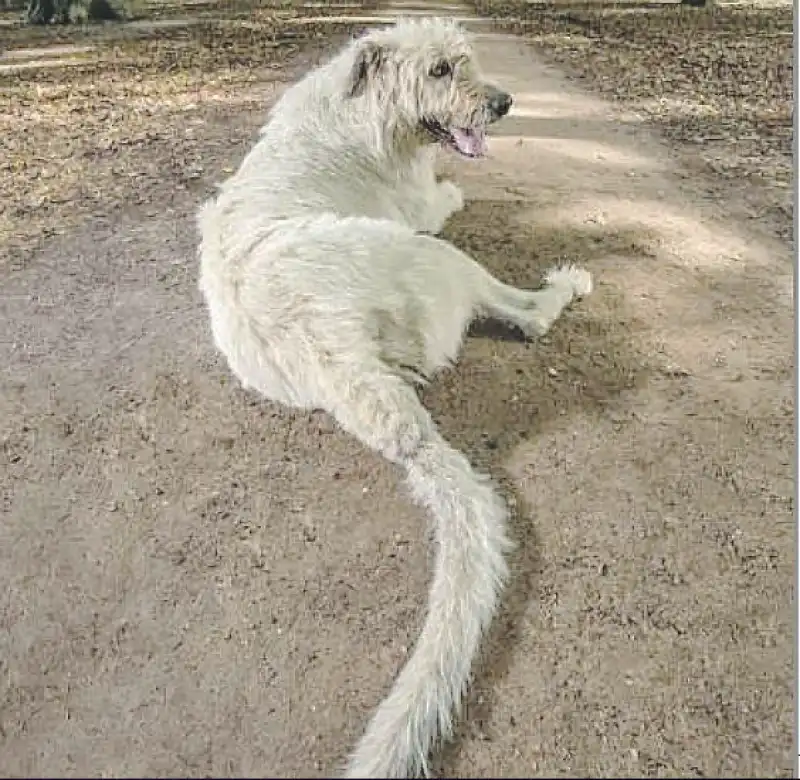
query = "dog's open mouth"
(422, 118, 487, 158)
(448, 127, 487, 158)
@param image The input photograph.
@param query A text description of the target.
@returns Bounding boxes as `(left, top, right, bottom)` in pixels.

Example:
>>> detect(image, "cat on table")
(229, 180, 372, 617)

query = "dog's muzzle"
(421, 85, 513, 158)
(486, 87, 513, 121)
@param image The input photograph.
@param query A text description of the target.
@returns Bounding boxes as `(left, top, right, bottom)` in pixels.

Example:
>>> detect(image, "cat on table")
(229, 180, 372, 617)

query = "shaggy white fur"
(197, 16, 592, 778)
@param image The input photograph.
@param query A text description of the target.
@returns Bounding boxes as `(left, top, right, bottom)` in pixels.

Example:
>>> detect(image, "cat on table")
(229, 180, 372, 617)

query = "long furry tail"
(343, 422, 513, 778)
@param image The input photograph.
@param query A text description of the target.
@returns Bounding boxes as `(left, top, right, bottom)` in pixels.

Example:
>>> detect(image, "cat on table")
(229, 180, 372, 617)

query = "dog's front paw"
(418, 180, 464, 234)
(437, 179, 464, 216)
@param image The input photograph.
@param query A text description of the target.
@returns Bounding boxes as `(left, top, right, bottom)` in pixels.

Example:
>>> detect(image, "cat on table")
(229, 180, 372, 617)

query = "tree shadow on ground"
(406, 197, 659, 771)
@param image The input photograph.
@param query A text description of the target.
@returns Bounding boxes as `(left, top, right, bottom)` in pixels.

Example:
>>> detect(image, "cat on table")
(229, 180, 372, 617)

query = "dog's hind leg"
(400, 233, 591, 347)
(478, 264, 593, 338)
(323, 358, 433, 463)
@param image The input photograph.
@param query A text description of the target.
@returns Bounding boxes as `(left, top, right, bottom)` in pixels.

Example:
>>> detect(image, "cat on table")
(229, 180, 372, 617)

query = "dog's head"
(345, 17, 512, 158)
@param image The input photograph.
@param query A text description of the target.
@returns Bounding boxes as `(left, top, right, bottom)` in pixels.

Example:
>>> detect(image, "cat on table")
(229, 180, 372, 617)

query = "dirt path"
(1, 3, 793, 778)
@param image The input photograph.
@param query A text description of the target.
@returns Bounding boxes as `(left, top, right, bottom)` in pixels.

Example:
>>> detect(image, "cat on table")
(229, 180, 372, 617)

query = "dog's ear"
(346, 40, 386, 98)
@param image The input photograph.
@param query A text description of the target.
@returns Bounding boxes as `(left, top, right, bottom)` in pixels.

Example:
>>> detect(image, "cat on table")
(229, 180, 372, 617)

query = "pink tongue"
(451, 128, 487, 157)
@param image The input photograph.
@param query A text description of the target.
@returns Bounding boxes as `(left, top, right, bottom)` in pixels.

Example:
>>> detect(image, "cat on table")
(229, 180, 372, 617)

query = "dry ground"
(472, 0, 794, 241)
(0, 1, 795, 777)
(0, 0, 374, 265)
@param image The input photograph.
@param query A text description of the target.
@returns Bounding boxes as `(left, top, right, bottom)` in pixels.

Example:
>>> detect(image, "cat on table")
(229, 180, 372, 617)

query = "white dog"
(197, 16, 591, 778)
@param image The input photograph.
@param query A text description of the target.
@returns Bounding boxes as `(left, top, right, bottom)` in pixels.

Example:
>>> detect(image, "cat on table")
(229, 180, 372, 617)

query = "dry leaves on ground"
(473, 0, 793, 239)
(0, 0, 374, 262)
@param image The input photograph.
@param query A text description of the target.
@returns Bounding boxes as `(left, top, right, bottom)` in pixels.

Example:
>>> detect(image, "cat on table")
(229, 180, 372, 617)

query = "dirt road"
(1, 2, 793, 777)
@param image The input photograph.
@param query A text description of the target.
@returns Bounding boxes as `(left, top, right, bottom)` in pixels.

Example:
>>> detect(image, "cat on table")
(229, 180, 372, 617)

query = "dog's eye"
(429, 60, 452, 79)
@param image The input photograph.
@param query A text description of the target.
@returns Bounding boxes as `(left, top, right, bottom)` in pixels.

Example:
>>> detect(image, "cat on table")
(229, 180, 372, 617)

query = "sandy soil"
(0, 1, 794, 777)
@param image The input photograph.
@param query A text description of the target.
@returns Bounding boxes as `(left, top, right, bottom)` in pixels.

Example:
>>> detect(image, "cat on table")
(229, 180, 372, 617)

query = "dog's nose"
(489, 90, 513, 118)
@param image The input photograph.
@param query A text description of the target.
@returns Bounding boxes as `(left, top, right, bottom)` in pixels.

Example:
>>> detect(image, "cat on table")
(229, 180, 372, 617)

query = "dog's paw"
(417, 181, 464, 234)
(437, 179, 465, 214)
(544, 264, 593, 298)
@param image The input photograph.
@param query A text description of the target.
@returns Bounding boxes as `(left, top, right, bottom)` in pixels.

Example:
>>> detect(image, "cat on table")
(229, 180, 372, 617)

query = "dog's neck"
(333, 104, 425, 167)
(387, 123, 431, 163)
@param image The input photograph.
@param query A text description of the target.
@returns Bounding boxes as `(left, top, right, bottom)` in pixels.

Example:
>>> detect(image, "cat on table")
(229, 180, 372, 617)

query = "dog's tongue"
(451, 128, 487, 158)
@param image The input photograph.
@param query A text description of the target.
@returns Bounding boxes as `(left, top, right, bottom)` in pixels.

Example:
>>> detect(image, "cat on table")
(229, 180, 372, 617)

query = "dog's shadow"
(422, 198, 653, 774)
(469, 318, 529, 343)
